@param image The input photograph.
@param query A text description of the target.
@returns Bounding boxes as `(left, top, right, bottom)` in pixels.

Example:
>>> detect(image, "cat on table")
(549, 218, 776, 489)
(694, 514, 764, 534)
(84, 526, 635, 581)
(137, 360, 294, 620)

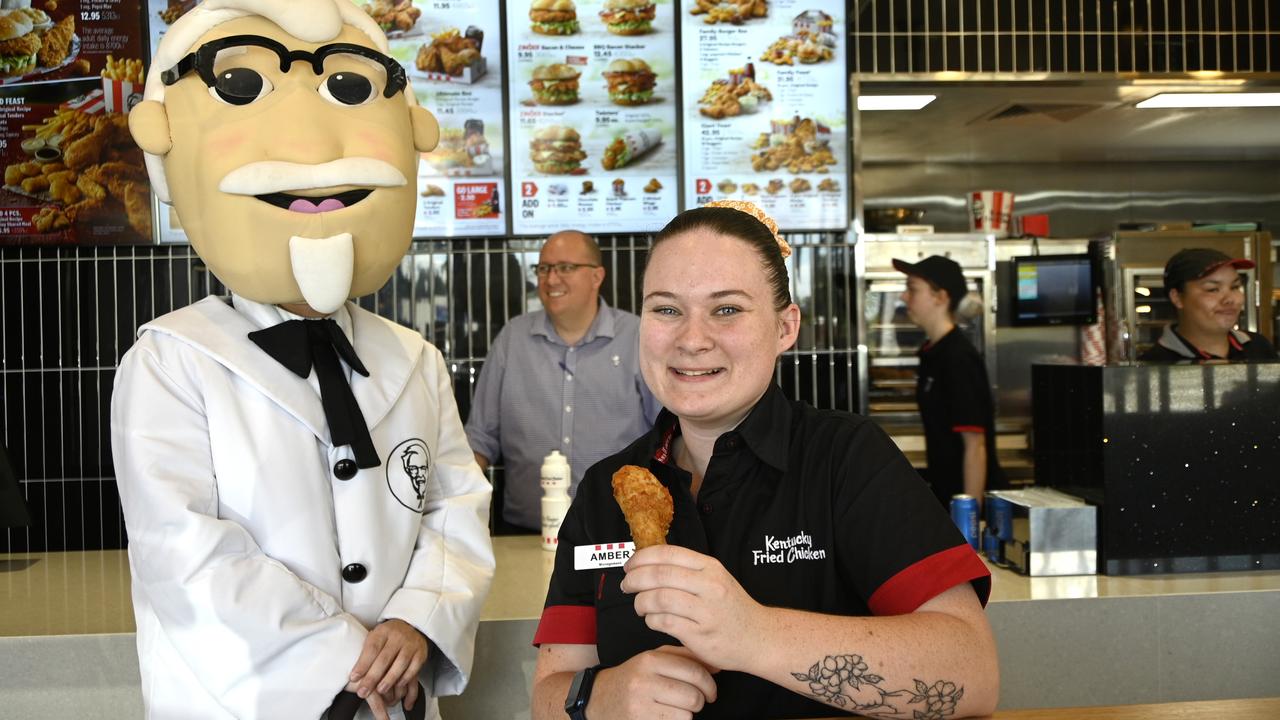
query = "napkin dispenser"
(986, 488, 1096, 576)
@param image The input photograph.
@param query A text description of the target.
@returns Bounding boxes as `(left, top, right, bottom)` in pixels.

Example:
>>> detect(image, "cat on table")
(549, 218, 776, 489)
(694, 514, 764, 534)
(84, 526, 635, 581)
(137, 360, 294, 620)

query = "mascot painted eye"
(210, 68, 274, 105)
(320, 71, 376, 106)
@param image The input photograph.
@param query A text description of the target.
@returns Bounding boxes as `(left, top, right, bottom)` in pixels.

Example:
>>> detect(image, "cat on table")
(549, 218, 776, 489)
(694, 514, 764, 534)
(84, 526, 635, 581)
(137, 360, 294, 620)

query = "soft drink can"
(985, 493, 1013, 541)
(951, 494, 980, 550)
(982, 528, 1004, 565)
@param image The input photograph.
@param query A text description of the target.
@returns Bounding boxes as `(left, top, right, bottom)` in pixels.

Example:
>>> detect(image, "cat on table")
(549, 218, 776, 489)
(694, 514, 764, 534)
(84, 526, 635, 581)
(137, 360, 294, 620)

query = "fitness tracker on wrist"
(564, 664, 601, 719)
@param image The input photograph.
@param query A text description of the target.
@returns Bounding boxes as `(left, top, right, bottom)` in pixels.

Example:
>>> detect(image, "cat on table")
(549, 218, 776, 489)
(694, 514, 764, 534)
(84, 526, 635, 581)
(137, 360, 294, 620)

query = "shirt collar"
(533, 297, 615, 345)
(733, 384, 792, 472)
(231, 293, 354, 345)
(650, 384, 792, 473)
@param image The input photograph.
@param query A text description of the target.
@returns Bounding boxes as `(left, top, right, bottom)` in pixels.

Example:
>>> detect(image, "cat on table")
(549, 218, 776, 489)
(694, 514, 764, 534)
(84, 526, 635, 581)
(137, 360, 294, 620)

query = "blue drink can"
(985, 493, 1013, 541)
(982, 528, 1004, 565)
(951, 494, 980, 550)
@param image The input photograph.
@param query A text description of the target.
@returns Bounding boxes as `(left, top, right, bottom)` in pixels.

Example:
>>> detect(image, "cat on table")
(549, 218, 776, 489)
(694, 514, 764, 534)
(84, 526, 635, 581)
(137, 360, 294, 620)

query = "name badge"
(574, 542, 635, 570)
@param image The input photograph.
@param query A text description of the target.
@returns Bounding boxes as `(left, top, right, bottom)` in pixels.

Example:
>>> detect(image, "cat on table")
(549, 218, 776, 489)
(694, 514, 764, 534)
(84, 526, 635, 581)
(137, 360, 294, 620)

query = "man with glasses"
(466, 230, 660, 532)
(112, 1, 493, 718)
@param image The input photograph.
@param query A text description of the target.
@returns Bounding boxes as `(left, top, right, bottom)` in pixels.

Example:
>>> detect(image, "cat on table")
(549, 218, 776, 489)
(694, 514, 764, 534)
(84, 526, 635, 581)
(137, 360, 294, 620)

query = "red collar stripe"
(654, 422, 679, 464)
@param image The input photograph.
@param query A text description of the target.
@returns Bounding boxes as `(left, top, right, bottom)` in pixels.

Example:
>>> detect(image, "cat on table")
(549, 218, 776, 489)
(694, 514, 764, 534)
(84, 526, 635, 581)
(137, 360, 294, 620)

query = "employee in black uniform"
(1140, 248, 1277, 362)
(894, 255, 1004, 509)
(530, 203, 998, 720)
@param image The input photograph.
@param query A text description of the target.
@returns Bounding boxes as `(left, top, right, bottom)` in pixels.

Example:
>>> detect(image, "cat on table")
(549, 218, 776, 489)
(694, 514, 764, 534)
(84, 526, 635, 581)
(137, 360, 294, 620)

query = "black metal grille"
(851, 0, 1279, 73)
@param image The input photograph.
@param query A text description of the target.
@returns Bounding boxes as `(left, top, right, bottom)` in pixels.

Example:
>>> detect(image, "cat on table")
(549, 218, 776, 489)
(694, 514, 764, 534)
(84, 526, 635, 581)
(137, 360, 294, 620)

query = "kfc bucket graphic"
(969, 190, 1015, 237)
(102, 78, 142, 113)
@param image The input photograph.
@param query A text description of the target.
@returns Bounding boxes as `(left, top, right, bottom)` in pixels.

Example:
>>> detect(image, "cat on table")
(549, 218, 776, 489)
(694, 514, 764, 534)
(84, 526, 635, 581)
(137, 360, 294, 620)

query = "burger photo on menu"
(529, 0, 579, 35)
(528, 63, 581, 105)
(361, 0, 422, 36)
(530, 126, 586, 174)
(599, 0, 655, 35)
(602, 58, 655, 106)
(0, 7, 79, 81)
(602, 128, 660, 170)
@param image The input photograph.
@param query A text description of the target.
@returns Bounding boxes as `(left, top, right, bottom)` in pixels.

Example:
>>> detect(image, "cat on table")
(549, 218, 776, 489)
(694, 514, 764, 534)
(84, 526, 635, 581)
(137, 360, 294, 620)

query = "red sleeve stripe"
(532, 605, 596, 647)
(868, 545, 992, 616)
(952, 425, 985, 434)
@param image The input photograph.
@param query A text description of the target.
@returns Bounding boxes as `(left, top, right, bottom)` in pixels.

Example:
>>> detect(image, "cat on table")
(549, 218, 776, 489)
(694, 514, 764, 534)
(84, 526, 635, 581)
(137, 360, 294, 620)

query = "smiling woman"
(530, 203, 1000, 720)
(1140, 248, 1278, 362)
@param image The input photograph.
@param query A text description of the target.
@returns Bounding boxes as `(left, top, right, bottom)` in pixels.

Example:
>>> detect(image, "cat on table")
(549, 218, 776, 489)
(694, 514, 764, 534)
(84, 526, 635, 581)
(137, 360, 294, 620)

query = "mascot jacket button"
(342, 563, 368, 583)
(334, 459, 358, 480)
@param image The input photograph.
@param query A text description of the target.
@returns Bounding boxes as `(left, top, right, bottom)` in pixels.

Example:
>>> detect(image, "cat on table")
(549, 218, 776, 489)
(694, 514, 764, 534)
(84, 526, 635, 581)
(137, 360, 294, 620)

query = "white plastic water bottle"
(540, 450, 571, 551)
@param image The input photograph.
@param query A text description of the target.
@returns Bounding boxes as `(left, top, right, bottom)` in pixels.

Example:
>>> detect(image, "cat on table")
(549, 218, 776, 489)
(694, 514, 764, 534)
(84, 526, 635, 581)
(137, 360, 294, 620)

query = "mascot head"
(131, 0, 439, 314)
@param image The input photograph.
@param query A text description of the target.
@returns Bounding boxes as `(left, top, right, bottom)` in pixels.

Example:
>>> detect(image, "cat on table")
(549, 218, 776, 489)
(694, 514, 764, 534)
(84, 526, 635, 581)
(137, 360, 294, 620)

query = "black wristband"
(564, 664, 602, 720)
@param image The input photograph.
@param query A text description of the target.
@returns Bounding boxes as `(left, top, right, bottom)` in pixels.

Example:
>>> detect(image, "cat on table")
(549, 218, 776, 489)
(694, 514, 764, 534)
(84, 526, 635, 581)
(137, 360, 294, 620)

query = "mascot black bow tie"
(249, 319, 380, 469)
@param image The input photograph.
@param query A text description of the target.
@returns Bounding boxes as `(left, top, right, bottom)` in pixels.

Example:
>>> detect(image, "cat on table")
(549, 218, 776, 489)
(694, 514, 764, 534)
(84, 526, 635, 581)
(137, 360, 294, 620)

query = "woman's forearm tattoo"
(791, 654, 964, 718)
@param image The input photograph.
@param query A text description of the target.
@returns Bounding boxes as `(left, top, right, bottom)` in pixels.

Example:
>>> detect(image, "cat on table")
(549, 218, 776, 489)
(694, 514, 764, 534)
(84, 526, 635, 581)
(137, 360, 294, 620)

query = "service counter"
(1032, 362, 1280, 575)
(3, 536, 1279, 718)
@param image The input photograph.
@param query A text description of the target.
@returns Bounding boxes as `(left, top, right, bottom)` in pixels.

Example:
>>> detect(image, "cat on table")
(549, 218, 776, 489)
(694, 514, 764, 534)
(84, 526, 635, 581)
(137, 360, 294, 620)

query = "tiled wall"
(0, 234, 855, 552)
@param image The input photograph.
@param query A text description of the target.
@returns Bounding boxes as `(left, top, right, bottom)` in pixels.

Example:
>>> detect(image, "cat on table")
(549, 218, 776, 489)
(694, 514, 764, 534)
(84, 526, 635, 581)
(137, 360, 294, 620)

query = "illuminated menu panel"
(506, 0, 677, 236)
(679, 0, 848, 231)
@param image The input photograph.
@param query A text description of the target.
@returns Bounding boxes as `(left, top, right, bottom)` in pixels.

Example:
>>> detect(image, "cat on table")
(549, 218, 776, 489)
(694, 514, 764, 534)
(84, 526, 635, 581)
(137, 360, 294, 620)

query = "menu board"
(679, 0, 848, 231)
(391, 0, 506, 237)
(146, 0, 507, 242)
(506, 0, 678, 236)
(0, 0, 151, 245)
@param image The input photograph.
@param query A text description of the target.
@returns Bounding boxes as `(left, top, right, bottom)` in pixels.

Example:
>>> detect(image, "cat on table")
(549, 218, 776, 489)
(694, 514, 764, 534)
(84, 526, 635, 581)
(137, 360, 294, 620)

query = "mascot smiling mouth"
(220, 158, 406, 211)
(256, 189, 374, 213)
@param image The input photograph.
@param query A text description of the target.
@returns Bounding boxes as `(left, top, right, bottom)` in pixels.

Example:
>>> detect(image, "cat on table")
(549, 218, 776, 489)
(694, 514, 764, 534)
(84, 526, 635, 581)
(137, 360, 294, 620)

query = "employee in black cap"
(894, 255, 1004, 509)
(1141, 248, 1277, 362)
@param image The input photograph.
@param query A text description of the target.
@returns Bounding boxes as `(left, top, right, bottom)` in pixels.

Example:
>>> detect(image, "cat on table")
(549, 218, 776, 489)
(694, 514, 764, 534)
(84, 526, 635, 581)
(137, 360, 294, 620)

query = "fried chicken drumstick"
(611, 465, 672, 549)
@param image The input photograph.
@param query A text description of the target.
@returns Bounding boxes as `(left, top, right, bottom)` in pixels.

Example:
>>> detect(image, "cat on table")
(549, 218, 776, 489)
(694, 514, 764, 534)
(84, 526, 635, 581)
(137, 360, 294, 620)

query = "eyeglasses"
(533, 262, 600, 277)
(161, 34, 407, 105)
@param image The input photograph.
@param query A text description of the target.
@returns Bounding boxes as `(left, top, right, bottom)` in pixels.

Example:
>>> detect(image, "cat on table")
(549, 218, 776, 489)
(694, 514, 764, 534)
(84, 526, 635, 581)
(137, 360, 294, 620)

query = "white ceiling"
(858, 79, 1280, 164)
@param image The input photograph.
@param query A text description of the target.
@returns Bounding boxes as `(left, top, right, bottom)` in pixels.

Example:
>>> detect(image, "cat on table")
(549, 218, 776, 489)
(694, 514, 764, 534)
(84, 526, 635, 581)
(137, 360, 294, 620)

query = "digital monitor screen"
(1011, 254, 1097, 326)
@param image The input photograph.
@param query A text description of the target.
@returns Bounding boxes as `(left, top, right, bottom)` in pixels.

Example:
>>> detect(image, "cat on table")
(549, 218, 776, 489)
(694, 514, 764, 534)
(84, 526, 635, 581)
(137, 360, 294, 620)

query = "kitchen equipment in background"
(855, 233, 996, 430)
(990, 487, 1097, 577)
(864, 207, 926, 232)
(1012, 213, 1050, 238)
(969, 190, 1015, 237)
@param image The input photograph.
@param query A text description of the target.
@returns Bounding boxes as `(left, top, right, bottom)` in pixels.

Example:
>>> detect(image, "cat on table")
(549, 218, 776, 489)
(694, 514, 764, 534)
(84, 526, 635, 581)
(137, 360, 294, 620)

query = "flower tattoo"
(791, 655, 965, 718)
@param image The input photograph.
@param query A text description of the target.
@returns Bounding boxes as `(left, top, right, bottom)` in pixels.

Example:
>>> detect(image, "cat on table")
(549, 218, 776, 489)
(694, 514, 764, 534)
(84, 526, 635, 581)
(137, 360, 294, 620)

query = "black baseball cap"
(1163, 248, 1254, 296)
(893, 255, 968, 311)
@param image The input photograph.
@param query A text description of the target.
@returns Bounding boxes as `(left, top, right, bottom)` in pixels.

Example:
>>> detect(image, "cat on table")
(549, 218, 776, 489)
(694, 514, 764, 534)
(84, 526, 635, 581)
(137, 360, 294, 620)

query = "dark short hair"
(645, 207, 791, 311)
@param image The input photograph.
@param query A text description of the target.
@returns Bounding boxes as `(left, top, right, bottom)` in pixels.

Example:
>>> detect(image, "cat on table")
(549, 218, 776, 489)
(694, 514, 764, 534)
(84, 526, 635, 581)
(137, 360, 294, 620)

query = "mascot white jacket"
(111, 0, 492, 718)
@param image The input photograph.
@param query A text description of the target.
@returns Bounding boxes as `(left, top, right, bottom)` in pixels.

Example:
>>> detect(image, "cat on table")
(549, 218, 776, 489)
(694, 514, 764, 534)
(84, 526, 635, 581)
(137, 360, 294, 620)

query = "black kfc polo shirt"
(534, 384, 990, 719)
(916, 328, 1004, 508)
